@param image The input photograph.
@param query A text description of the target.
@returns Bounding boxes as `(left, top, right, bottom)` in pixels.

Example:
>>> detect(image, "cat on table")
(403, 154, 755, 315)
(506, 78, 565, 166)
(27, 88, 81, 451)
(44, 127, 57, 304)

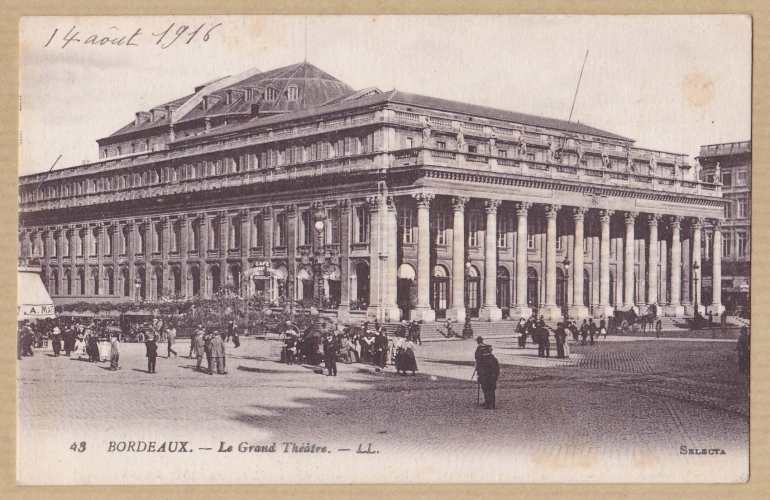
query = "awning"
(18, 268, 55, 321)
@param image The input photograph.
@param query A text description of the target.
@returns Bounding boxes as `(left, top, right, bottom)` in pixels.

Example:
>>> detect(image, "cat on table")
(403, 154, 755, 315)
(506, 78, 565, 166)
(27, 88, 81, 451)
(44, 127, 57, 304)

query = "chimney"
(150, 108, 166, 123)
(135, 111, 151, 126)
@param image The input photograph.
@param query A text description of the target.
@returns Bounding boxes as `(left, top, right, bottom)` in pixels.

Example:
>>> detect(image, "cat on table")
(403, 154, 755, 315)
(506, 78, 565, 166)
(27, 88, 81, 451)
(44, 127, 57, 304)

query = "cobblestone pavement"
(17, 335, 749, 482)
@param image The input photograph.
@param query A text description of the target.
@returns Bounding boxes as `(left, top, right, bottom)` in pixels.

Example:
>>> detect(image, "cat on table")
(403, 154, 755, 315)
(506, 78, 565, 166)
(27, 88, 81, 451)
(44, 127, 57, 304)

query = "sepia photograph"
(16, 15, 751, 484)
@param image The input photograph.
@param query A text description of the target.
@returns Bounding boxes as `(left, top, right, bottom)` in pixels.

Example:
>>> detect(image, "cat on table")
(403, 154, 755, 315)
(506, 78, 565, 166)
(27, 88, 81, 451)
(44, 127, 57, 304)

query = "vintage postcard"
(16, 15, 751, 484)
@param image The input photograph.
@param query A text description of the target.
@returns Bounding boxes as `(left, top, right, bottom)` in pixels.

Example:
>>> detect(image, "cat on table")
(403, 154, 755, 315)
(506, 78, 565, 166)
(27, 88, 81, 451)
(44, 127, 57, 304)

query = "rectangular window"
(139, 230, 146, 254)
(190, 223, 199, 252)
(737, 232, 748, 257)
(432, 211, 448, 245)
(356, 207, 370, 243)
(556, 235, 563, 251)
(171, 222, 180, 252)
(468, 211, 481, 247)
(721, 171, 732, 187)
(497, 216, 510, 247)
(153, 223, 162, 253)
(328, 209, 340, 245)
(252, 216, 263, 248)
(398, 208, 414, 244)
(436, 141, 446, 150)
(64, 232, 71, 257)
(468, 145, 477, 154)
(527, 233, 536, 250)
(52, 234, 59, 257)
(737, 199, 748, 219)
(230, 216, 240, 249)
(276, 213, 288, 247)
(301, 211, 312, 246)
(405, 137, 413, 149)
(498, 149, 507, 158)
(724, 202, 732, 219)
(526, 153, 535, 161)
(722, 233, 732, 258)
(736, 170, 748, 186)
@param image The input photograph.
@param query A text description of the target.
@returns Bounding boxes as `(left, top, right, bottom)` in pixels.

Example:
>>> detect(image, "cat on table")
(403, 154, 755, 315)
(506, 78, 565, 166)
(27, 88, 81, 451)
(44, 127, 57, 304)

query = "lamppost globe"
(314, 220, 325, 232)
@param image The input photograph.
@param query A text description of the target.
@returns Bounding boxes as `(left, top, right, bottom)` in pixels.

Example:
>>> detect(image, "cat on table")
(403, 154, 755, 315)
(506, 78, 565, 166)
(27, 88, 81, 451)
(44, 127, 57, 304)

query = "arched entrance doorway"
(325, 267, 341, 308)
(153, 266, 163, 299)
(432, 265, 450, 319)
(172, 266, 182, 295)
(121, 267, 129, 296)
(466, 265, 481, 318)
(297, 268, 313, 302)
(556, 267, 567, 308)
(527, 267, 539, 312)
(209, 265, 220, 295)
(397, 264, 416, 320)
(496, 266, 511, 318)
(106, 267, 114, 295)
(229, 264, 241, 294)
(189, 265, 201, 297)
(354, 262, 370, 308)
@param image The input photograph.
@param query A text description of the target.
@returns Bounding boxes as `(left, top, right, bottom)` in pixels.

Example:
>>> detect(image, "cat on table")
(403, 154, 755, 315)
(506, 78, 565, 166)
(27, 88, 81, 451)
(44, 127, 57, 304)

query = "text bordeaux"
(108, 441, 190, 453)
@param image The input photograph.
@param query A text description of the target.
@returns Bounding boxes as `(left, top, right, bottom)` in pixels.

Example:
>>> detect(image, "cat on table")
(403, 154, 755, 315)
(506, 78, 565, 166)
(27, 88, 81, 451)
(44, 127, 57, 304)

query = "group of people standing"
(189, 322, 240, 375)
(515, 315, 609, 358)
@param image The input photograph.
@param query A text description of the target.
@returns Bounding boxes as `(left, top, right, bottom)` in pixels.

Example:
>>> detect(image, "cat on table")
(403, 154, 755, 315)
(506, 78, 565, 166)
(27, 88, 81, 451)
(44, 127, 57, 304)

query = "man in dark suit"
(323, 333, 339, 376)
(210, 332, 225, 375)
(191, 331, 205, 372)
(475, 338, 500, 409)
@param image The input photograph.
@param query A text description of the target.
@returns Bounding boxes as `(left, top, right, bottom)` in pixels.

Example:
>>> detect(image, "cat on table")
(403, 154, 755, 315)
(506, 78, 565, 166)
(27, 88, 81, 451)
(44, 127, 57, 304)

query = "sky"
(18, 15, 752, 176)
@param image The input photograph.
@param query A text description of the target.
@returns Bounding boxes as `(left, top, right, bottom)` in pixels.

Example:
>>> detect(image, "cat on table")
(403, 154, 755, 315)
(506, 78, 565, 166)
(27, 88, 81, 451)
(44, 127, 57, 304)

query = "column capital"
(365, 195, 383, 210)
(159, 215, 170, 226)
(647, 213, 662, 226)
(691, 217, 704, 229)
(262, 207, 273, 220)
(668, 215, 683, 229)
(286, 204, 298, 217)
(624, 211, 638, 224)
(711, 218, 724, 229)
(484, 199, 502, 214)
(451, 196, 469, 211)
(572, 206, 589, 220)
(176, 214, 188, 223)
(339, 199, 352, 212)
(516, 201, 532, 217)
(599, 210, 615, 222)
(545, 204, 561, 219)
(413, 192, 435, 209)
(141, 217, 152, 226)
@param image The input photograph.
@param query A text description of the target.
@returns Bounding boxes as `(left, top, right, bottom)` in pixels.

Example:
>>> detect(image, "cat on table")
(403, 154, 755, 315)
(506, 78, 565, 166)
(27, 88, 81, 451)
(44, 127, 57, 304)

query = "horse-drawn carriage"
(612, 308, 662, 334)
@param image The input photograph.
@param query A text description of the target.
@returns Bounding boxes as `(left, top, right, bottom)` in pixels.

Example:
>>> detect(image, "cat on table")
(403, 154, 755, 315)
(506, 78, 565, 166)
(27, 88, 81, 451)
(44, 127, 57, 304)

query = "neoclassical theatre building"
(18, 62, 726, 322)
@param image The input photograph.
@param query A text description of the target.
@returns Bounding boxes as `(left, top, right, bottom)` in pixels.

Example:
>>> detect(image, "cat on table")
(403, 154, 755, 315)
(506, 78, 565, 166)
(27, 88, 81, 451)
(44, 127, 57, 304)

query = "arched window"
(556, 267, 567, 308)
(497, 266, 511, 313)
(121, 268, 130, 296)
(527, 267, 539, 310)
(106, 267, 115, 295)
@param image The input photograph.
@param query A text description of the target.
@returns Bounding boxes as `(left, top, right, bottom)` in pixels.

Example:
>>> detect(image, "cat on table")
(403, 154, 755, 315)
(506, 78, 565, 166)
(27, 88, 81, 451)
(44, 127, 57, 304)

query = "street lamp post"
(134, 278, 141, 305)
(693, 261, 700, 315)
(314, 220, 326, 310)
(462, 257, 473, 340)
(562, 255, 571, 321)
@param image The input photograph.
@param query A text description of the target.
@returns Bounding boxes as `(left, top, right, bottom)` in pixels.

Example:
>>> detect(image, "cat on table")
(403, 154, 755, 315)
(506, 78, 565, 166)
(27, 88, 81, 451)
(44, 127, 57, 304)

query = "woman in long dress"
(401, 339, 418, 376)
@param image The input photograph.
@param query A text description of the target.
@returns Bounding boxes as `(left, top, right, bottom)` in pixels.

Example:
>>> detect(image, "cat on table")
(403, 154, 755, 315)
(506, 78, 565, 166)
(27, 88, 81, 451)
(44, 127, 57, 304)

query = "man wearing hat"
(191, 330, 205, 372)
(145, 332, 159, 374)
(51, 326, 62, 357)
(323, 332, 339, 376)
(474, 336, 500, 409)
(191, 324, 205, 358)
(210, 331, 226, 375)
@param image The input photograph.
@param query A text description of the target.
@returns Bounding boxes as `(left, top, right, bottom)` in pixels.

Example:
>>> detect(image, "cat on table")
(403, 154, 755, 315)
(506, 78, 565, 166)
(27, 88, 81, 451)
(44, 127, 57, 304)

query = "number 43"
(70, 442, 86, 452)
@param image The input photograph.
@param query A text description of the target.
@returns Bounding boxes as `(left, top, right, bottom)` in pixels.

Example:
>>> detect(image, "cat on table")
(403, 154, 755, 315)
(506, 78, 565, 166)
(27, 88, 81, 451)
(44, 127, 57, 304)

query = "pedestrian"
(588, 318, 597, 345)
(232, 325, 241, 348)
(323, 333, 339, 376)
(516, 318, 527, 348)
(283, 332, 297, 364)
(445, 318, 454, 339)
(204, 331, 213, 374)
(721, 310, 728, 331)
(167, 326, 177, 358)
(580, 320, 589, 345)
(145, 333, 158, 373)
(22, 322, 35, 357)
(226, 320, 234, 342)
(554, 322, 567, 359)
(109, 333, 121, 371)
(570, 321, 579, 344)
(190, 324, 204, 358)
(340, 335, 358, 364)
(541, 323, 551, 358)
(210, 331, 226, 375)
(374, 328, 389, 368)
(475, 337, 500, 409)
(87, 332, 100, 362)
(51, 326, 62, 357)
(737, 326, 750, 376)
(599, 316, 607, 339)
(708, 311, 714, 327)
(191, 330, 205, 372)
(411, 321, 422, 346)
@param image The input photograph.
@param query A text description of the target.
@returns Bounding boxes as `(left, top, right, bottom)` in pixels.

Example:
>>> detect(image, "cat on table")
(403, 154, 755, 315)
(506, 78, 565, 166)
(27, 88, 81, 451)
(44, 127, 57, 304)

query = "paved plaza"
(17, 332, 749, 483)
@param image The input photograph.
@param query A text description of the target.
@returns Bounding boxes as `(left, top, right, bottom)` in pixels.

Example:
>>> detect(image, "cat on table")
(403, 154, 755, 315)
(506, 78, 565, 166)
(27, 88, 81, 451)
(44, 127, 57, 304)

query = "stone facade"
(18, 62, 725, 322)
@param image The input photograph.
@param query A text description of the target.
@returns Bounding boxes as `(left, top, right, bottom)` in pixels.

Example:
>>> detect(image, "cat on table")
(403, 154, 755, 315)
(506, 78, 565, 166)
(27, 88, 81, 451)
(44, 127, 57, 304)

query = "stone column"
(286, 205, 298, 302)
(691, 218, 703, 314)
(239, 209, 250, 296)
(708, 219, 725, 315)
(366, 195, 384, 320)
(179, 215, 189, 296)
(512, 202, 533, 319)
(479, 199, 503, 321)
(623, 212, 637, 311)
(681, 235, 692, 313)
(126, 222, 136, 296)
(666, 216, 684, 316)
(646, 214, 661, 309)
(596, 210, 615, 318)
(218, 211, 229, 289)
(411, 192, 436, 322)
(262, 208, 273, 259)
(660, 238, 668, 305)
(448, 197, 469, 322)
(383, 196, 401, 321)
(96, 224, 104, 295)
(541, 204, 562, 320)
(570, 207, 589, 319)
(337, 200, 352, 322)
